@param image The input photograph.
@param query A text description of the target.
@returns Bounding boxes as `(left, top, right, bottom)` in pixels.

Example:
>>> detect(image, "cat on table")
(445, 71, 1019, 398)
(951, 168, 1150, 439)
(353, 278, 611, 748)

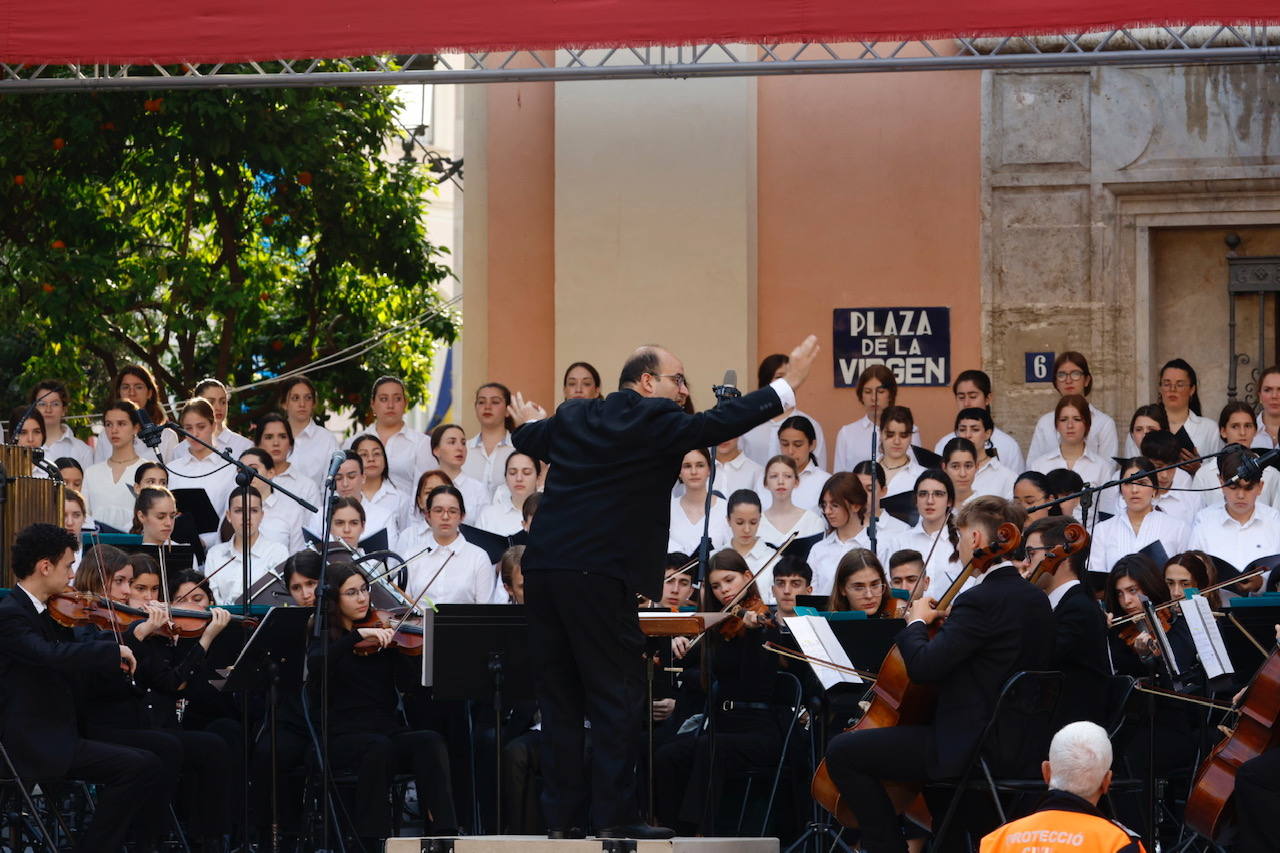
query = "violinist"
(827, 549, 901, 617)
(1024, 516, 1109, 726)
(309, 561, 458, 845)
(1163, 551, 1222, 610)
(655, 548, 783, 835)
(1104, 554, 1196, 681)
(0, 524, 165, 853)
(823, 496, 1054, 853)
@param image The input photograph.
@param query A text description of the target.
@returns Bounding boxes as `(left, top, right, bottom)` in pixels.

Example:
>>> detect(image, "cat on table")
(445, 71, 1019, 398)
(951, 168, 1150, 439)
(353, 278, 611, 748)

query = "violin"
(1115, 605, 1175, 657)
(352, 608, 426, 656)
(1186, 642, 1280, 841)
(1026, 523, 1089, 586)
(718, 598, 775, 640)
(810, 521, 1022, 830)
(47, 591, 257, 639)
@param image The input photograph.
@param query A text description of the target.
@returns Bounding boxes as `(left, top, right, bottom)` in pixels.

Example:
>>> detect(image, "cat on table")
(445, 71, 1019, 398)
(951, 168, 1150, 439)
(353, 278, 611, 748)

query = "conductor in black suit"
(824, 496, 1055, 853)
(1024, 515, 1110, 728)
(510, 335, 819, 839)
(0, 523, 167, 852)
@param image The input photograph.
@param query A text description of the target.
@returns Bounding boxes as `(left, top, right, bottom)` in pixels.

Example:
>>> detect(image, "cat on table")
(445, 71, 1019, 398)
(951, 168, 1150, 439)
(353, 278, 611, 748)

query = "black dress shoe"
(596, 823, 676, 839)
(548, 827, 586, 839)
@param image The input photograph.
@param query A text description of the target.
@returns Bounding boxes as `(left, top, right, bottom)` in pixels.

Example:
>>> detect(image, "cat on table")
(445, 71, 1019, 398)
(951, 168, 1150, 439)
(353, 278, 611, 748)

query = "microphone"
(136, 408, 166, 450)
(326, 451, 347, 480)
(1223, 444, 1268, 489)
(713, 370, 741, 404)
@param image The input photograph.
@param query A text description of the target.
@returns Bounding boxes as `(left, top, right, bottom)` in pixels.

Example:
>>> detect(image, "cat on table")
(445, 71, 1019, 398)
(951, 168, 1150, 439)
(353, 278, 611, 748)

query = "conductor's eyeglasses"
(652, 373, 688, 389)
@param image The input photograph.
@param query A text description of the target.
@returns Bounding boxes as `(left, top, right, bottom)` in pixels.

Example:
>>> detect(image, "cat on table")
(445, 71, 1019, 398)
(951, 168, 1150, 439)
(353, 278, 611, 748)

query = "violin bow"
(763, 640, 878, 680)
(684, 532, 797, 653)
(169, 556, 236, 607)
(1110, 562, 1274, 628)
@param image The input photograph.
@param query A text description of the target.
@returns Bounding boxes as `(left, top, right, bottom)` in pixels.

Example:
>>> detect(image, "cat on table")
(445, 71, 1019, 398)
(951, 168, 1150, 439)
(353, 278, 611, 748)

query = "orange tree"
(0, 69, 455, 431)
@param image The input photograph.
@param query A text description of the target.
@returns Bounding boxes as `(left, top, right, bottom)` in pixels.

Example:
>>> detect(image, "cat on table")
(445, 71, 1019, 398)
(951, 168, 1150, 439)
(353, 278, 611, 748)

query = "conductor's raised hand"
(783, 335, 821, 390)
(507, 392, 547, 428)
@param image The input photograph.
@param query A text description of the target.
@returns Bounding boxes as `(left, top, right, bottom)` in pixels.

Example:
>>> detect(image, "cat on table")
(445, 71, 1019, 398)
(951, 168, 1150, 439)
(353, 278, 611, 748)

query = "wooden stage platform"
(386, 836, 780, 852)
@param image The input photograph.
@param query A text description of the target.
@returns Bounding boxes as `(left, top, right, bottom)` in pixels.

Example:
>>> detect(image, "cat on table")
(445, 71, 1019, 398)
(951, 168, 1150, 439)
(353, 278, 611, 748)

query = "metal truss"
(2, 25, 1279, 90)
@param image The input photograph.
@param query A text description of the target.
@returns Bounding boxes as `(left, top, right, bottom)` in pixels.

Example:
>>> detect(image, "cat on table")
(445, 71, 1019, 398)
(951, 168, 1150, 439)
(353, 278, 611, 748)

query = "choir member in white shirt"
(343, 376, 434, 496)
(165, 398, 240, 550)
(55, 458, 83, 495)
(165, 378, 252, 461)
(1028, 395, 1118, 516)
(95, 364, 178, 463)
(328, 496, 368, 554)
(895, 470, 966, 601)
(81, 400, 145, 532)
(953, 409, 1017, 499)
(132, 486, 185, 547)
(1187, 452, 1279, 590)
(740, 353, 830, 470)
(834, 364, 920, 473)
(757, 455, 826, 548)
(9, 406, 44, 451)
(1139, 360, 1222, 468)
(759, 416, 830, 513)
(808, 472, 891, 596)
(278, 375, 339, 486)
(1026, 352, 1119, 463)
(878, 406, 926, 497)
(254, 412, 320, 506)
(1013, 471, 1056, 524)
(930, 370, 1024, 474)
(134, 461, 169, 491)
(429, 424, 490, 519)
(1089, 458, 1189, 576)
(203, 487, 290, 604)
(310, 451, 398, 544)
(462, 383, 516, 499)
(851, 461, 910, 542)
(713, 437, 763, 500)
(1138, 431, 1199, 524)
(942, 438, 980, 506)
(353, 434, 412, 531)
(1194, 403, 1280, 508)
(237, 448, 306, 554)
(1123, 404, 1169, 459)
(64, 489, 87, 574)
(724, 490, 777, 599)
(400, 485, 497, 605)
(477, 452, 541, 536)
(1255, 366, 1280, 450)
(562, 361, 602, 401)
(403, 469, 456, 544)
(669, 448, 732, 554)
(30, 379, 92, 469)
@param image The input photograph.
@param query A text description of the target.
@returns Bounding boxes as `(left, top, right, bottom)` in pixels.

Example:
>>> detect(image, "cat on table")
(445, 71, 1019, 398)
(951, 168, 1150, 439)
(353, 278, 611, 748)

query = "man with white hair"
(980, 721, 1145, 853)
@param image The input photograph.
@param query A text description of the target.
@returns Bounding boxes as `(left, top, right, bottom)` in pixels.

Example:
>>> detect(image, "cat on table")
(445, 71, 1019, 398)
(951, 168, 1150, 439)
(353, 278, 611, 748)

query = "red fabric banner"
(2, 0, 1278, 65)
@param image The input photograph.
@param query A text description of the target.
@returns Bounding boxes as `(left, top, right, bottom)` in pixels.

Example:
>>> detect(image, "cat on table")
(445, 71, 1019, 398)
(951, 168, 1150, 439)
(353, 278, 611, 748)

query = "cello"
(1026, 522, 1088, 587)
(1185, 638, 1280, 841)
(810, 521, 1022, 828)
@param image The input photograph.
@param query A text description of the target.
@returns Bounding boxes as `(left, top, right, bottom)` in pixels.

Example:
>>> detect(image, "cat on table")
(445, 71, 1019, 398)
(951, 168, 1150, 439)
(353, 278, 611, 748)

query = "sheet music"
(784, 615, 862, 689)
(1181, 595, 1233, 680)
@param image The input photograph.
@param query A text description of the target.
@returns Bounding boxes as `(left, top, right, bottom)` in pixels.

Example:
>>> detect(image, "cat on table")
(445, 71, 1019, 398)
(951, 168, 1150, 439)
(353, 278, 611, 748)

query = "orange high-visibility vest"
(980, 808, 1145, 853)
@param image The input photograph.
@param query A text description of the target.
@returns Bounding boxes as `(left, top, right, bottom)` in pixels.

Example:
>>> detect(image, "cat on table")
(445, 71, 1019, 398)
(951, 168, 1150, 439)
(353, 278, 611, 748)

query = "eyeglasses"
(1023, 546, 1050, 558)
(429, 506, 461, 517)
(1159, 381, 1191, 391)
(34, 399, 64, 410)
(1055, 370, 1085, 381)
(651, 373, 688, 389)
(340, 584, 371, 598)
(916, 489, 948, 500)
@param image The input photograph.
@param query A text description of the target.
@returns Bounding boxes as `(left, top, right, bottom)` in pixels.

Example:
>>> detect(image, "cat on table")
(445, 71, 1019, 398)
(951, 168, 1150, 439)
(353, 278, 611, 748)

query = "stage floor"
(386, 837, 780, 852)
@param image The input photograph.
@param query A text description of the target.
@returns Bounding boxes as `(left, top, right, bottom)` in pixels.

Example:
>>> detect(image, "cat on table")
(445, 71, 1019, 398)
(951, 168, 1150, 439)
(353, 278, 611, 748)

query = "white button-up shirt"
(971, 457, 1018, 499)
(893, 521, 969, 601)
(1028, 404, 1119, 465)
(81, 459, 143, 532)
(94, 430, 179, 465)
(806, 527, 896, 598)
(400, 531, 497, 605)
(667, 496, 731, 556)
(758, 508, 825, 550)
(165, 453, 240, 549)
(713, 453, 764, 500)
(343, 424, 434, 497)
(1089, 509, 1189, 576)
(44, 425, 93, 470)
(834, 416, 921, 473)
(1193, 457, 1280, 510)
(1151, 468, 1200, 525)
(169, 428, 253, 463)
(883, 460, 928, 498)
(476, 498, 525, 537)
(757, 462, 831, 513)
(290, 420, 341, 487)
(462, 432, 516, 500)
(740, 409, 829, 471)
(1123, 412, 1222, 459)
(271, 466, 320, 509)
(451, 472, 491, 522)
(203, 535, 291, 605)
(1187, 502, 1280, 571)
(259, 488, 306, 554)
(933, 428, 1024, 478)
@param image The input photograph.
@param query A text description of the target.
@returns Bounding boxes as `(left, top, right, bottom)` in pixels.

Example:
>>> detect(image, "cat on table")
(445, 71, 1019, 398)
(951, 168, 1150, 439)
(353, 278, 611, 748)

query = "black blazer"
(0, 588, 121, 779)
(896, 564, 1055, 778)
(514, 386, 784, 599)
(1050, 582, 1110, 728)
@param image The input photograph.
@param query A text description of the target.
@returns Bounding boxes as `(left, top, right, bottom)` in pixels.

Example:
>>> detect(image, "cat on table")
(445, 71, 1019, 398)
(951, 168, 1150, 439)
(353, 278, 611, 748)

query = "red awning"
(2, 0, 1278, 65)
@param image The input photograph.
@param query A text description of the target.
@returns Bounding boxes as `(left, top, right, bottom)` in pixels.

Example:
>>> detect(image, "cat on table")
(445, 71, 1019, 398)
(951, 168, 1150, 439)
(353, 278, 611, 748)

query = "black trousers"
(326, 729, 458, 839)
(1236, 748, 1280, 853)
(65, 738, 167, 853)
(250, 726, 312, 833)
(824, 725, 933, 853)
(502, 731, 545, 834)
(525, 569, 644, 830)
(83, 726, 183, 845)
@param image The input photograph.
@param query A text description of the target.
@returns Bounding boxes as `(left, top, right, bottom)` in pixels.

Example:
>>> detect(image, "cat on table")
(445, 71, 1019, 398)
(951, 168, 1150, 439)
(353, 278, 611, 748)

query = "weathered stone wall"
(982, 63, 1280, 447)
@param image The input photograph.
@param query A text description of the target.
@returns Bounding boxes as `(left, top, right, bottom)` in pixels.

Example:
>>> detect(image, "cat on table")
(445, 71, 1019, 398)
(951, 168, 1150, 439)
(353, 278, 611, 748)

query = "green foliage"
(0, 65, 457, 435)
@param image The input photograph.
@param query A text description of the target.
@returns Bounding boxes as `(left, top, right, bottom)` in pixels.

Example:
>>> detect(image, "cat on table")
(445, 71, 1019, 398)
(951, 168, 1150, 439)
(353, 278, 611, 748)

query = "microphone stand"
(9, 389, 55, 447)
(142, 420, 318, 851)
(868, 416, 879, 557)
(698, 381, 741, 588)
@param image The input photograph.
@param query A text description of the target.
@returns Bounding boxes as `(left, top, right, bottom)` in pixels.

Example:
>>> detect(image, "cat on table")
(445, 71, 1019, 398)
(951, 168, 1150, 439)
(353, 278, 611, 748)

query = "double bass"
(810, 522, 1022, 828)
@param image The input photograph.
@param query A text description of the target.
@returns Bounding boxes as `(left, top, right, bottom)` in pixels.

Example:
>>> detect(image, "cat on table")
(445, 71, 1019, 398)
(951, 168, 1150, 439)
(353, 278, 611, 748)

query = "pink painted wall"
(756, 67, 984, 453)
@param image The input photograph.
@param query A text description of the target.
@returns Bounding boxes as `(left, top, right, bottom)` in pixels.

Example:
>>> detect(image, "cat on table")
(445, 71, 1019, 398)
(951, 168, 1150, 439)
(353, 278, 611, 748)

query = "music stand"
(422, 605, 535, 833)
(215, 607, 311, 853)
